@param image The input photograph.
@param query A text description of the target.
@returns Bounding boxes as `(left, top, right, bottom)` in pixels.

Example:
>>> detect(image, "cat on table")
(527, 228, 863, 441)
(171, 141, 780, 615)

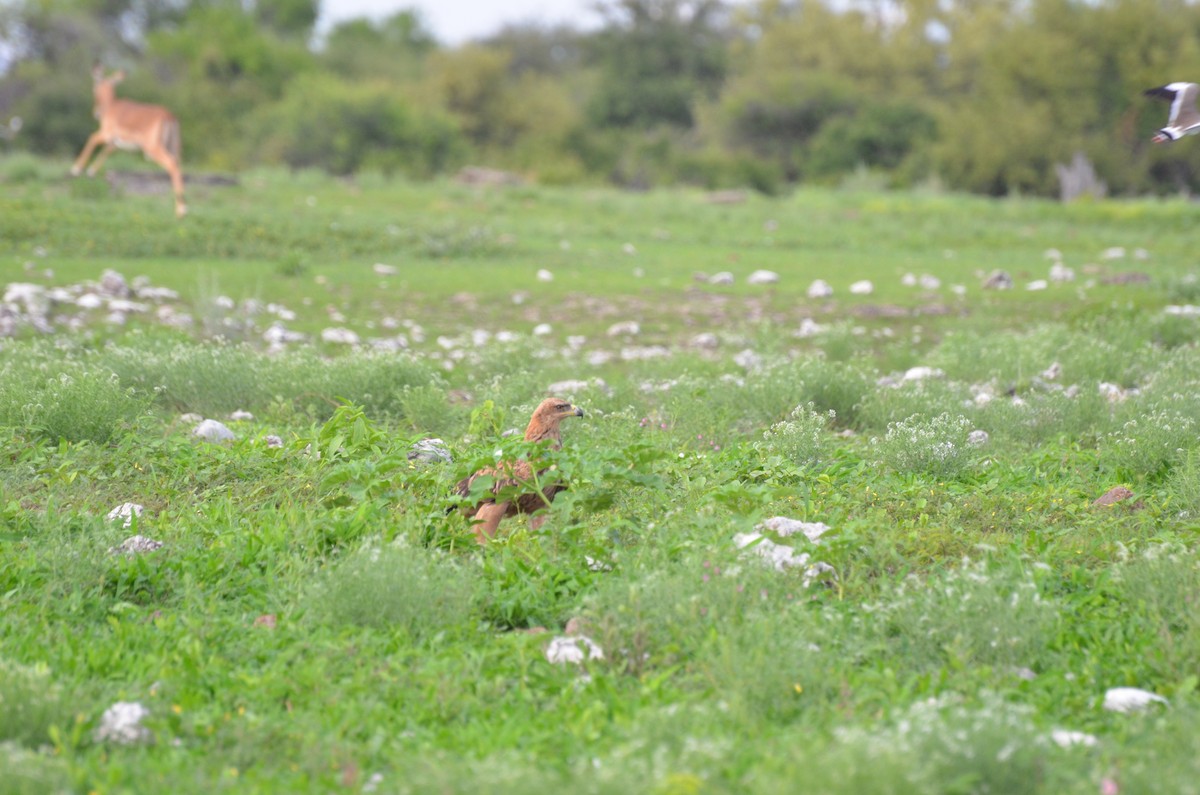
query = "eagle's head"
(533, 397, 585, 424)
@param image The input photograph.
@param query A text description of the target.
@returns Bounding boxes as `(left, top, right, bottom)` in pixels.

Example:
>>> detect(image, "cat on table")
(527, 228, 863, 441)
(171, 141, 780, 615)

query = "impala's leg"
(471, 502, 508, 544)
(85, 143, 117, 176)
(70, 132, 106, 176)
(143, 148, 188, 218)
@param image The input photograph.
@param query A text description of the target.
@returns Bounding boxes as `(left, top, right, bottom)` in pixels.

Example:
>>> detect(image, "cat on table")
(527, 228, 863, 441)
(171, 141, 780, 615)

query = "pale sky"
(317, 0, 602, 44)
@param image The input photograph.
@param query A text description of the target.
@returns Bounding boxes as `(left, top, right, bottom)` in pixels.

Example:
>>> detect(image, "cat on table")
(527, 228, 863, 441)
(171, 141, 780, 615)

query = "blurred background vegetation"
(2, 0, 1200, 197)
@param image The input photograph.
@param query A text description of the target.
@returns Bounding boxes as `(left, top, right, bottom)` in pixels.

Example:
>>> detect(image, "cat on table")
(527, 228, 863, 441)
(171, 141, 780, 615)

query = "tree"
(320, 10, 437, 81)
(587, 0, 730, 129)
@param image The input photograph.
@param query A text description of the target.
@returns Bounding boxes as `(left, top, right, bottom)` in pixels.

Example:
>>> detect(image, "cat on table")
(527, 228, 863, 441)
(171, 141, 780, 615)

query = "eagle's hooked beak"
(572, 405, 585, 418)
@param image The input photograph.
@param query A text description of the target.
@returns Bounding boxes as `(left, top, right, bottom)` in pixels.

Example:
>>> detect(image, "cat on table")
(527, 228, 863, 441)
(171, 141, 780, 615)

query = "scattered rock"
(372, 263, 398, 276)
(1100, 246, 1126, 260)
(982, 270, 1013, 290)
(1102, 687, 1166, 713)
(967, 429, 989, 446)
(1026, 279, 1048, 291)
(1049, 263, 1075, 282)
(733, 532, 833, 585)
(849, 280, 874, 295)
(229, 409, 254, 421)
(757, 516, 831, 542)
(1050, 729, 1099, 748)
(1093, 486, 1134, 507)
(807, 279, 834, 299)
(106, 502, 144, 528)
(109, 535, 163, 556)
(536, 269, 554, 282)
(264, 435, 284, 448)
(606, 320, 640, 337)
(94, 702, 153, 745)
(1041, 362, 1062, 380)
(747, 270, 779, 285)
(708, 271, 735, 285)
(99, 269, 131, 298)
(408, 438, 452, 463)
(918, 274, 941, 290)
(545, 635, 604, 665)
(194, 419, 236, 443)
(320, 327, 360, 345)
(690, 332, 719, 349)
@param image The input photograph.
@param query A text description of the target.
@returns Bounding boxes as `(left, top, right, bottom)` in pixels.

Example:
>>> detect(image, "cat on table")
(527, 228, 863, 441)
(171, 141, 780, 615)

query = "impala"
(71, 66, 187, 218)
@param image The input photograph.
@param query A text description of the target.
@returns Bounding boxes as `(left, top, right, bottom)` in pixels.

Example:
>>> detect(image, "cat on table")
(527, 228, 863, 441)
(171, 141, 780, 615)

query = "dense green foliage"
(5, 0, 1200, 195)
(2, 167, 1200, 791)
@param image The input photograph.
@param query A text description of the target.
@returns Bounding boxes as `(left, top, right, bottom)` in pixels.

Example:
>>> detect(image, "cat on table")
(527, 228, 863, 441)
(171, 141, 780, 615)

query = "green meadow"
(3, 160, 1200, 794)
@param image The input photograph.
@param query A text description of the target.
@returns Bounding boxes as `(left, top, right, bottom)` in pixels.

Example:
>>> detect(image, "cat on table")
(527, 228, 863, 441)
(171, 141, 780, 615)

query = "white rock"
(471, 329, 491, 346)
(733, 349, 762, 370)
(951, 284, 967, 297)
(967, 429, 989, 446)
(709, 271, 735, 285)
(264, 435, 284, 448)
(546, 378, 608, 395)
(983, 270, 1013, 290)
(194, 419, 236, 442)
(94, 701, 152, 745)
(747, 269, 779, 285)
(1050, 729, 1099, 748)
(622, 242, 637, 255)
(76, 293, 104, 309)
(1041, 362, 1062, 380)
(1044, 248, 1063, 261)
(1101, 246, 1126, 260)
(373, 263, 398, 276)
(99, 269, 131, 298)
(902, 366, 944, 382)
(109, 535, 163, 555)
(321, 327, 360, 345)
(1103, 687, 1167, 713)
(106, 502, 144, 528)
(408, 438, 451, 463)
(263, 323, 307, 344)
(536, 269, 554, 282)
(918, 274, 941, 290)
(806, 279, 833, 299)
(545, 635, 604, 665)
(229, 410, 254, 421)
(1026, 279, 1048, 291)
(606, 320, 640, 337)
(849, 280, 873, 295)
(214, 295, 235, 310)
(1134, 248, 1150, 260)
(795, 318, 825, 338)
(1049, 263, 1075, 282)
(1165, 305, 1200, 317)
(757, 516, 831, 542)
(107, 299, 147, 314)
(533, 323, 552, 336)
(901, 272, 917, 287)
(690, 332, 719, 349)
(3, 282, 47, 313)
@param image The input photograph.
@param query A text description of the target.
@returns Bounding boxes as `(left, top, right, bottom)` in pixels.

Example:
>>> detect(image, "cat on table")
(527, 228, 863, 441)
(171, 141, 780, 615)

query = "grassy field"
(2, 157, 1200, 794)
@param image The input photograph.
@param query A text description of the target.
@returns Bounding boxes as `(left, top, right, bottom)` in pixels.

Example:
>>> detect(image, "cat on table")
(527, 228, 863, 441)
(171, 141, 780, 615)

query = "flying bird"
(454, 397, 584, 544)
(1145, 82, 1200, 143)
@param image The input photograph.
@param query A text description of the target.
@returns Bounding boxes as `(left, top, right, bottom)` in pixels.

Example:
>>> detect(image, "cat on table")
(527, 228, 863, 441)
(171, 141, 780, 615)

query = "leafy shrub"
(0, 742, 70, 795)
(757, 403, 836, 469)
(0, 659, 67, 747)
(872, 412, 978, 478)
(0, 370, 151, 444)
(873, 559, 1059, 671)
(307, 542, 477, 638)
(1100, 406, 1197, 478)
(249, 74, 465, 177)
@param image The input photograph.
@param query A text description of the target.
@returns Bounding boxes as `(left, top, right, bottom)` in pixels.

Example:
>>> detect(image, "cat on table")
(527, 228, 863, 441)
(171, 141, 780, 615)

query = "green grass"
(2, 158, 1200, 792)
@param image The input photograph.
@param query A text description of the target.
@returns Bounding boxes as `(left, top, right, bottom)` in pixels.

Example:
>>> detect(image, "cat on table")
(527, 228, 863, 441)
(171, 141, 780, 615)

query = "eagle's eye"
(555, 403, 569, 411)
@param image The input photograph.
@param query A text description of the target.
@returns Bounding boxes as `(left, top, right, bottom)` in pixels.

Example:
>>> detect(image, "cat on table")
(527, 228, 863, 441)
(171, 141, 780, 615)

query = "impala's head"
(90, 66, 126, 111)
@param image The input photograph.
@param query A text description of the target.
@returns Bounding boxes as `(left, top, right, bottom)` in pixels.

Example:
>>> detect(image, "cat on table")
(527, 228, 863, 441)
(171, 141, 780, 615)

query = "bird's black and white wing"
(1145, 82, 1200, 129)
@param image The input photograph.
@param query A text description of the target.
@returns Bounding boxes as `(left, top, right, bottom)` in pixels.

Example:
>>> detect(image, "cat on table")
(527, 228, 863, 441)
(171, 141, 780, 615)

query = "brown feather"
(456, 397, 583, 542)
